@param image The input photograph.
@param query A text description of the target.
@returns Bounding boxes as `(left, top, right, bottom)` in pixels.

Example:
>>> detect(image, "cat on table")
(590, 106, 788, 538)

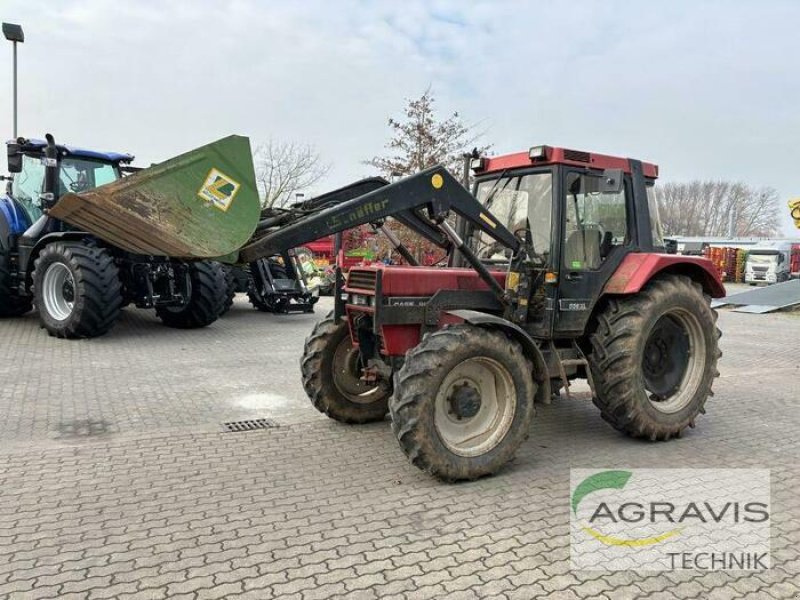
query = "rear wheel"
(156, 261, 227, 329)
(390, 325, 535, 481)
(301, 313, 390, 423)
(32, 242, 122, 338)
(588, 275, 721, 440)
(0, 248, 32, 317)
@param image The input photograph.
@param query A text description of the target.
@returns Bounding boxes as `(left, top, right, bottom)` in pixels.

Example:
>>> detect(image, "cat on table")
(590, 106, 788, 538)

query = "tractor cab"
(5, 138, 132, 225)
(466, 145, 666, 336)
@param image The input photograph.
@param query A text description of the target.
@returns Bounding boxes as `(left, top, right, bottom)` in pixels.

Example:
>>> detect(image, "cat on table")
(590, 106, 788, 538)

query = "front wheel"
(588, 275, 721, 441)
(390, 325, 535, 481)
(301, 313, 390, 423)
(156, 261, 228, 329)
(32, 242, 122, 339)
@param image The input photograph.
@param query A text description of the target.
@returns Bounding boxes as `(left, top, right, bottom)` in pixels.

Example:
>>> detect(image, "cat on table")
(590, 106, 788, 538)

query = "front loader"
(244, 145, 725, 481)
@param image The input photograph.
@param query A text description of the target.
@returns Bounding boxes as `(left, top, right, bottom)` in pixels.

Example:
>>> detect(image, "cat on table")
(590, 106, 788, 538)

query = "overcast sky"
(3, 0, 798, 234)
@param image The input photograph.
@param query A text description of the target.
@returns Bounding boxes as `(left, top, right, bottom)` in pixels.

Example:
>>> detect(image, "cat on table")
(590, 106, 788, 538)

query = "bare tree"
(254, 140, 330, 208)
(365, 88, 491, 179)
(655, 181, 780, 237)
(361, 89, 491, 263)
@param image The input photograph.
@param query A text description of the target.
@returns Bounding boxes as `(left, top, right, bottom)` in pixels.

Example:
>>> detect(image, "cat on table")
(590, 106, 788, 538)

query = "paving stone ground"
(0, 294, 798, 599)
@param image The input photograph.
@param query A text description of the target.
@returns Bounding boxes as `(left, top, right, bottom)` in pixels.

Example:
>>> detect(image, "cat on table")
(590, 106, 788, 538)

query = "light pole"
(2, 22, 24, 138)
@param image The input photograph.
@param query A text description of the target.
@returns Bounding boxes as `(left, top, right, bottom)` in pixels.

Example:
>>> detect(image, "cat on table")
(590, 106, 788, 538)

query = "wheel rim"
(642, 308, 707, 414)
(434, 357, 517, 457)
(331, 334, 386, 404)
(42, 262, 76, 321)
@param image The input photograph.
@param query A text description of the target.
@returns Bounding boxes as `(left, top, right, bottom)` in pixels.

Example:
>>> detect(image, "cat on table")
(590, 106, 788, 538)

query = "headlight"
(348, 294, 373, 307)
(529, 145, 549, 160)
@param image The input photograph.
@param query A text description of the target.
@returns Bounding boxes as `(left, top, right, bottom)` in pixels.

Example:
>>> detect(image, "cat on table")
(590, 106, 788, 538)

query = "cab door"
(554, 169, 633, 335)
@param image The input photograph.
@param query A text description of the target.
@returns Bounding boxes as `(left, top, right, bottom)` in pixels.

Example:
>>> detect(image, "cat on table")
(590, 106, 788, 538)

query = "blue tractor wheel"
(32, 242, 123, 338)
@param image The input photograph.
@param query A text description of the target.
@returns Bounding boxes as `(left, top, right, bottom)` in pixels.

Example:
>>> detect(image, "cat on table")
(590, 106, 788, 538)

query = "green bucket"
(49, 135, 261, 259)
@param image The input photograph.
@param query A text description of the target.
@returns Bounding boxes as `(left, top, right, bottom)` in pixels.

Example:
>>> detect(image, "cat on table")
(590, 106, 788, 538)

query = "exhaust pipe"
(41, 133, 59, 209)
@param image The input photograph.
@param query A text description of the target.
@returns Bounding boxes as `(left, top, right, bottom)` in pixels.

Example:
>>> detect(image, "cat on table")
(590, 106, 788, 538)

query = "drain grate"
(223, 418, 278, 432)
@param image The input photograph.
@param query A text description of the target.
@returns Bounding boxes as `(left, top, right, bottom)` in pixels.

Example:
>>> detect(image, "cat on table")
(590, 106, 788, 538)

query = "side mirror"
(599, 168, 624, 194)
(7, 143, 22, 173)
(580, 169, 624, 195)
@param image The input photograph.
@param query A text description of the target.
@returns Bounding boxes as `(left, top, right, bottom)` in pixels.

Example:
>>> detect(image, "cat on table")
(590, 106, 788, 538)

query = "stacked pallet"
(736, 249, 747, 283)
(724, 247, 738, 281)
(792, 244, 800, 277)
(703, 246, 742, 281)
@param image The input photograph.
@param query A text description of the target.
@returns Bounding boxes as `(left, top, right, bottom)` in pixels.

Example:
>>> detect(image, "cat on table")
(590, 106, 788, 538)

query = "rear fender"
(24, 231, 92, 282)
(447, 309, 551, 404)
(603, 253, 726, 298)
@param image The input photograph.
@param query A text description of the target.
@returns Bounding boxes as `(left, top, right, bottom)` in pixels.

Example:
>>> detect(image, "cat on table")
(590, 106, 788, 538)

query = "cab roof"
(478, 145, 658, 179)
(10, 138, 134, 164)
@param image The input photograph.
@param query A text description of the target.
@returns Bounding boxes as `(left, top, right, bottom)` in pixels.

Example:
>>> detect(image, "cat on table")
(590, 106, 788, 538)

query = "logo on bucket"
(198, 168, 241, 211)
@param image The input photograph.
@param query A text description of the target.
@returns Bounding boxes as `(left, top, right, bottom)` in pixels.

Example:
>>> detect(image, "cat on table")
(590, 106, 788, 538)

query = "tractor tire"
(32, 242, 122, 339)
(156, 261, 227, 329)
(301, 312, 390, 423)
(219, 266, 237, 316)
(247, 260, 287, 313)
(588, 275, 721, 441)
(390, 325, 535, 481)
(0, 249, 33, 317)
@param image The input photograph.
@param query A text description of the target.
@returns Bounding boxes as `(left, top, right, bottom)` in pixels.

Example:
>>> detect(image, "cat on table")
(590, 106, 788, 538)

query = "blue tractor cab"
(2, 138, 133, 232)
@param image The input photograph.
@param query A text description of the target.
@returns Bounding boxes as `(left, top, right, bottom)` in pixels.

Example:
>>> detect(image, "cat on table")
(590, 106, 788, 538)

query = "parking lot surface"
(0, 296, 798, 599)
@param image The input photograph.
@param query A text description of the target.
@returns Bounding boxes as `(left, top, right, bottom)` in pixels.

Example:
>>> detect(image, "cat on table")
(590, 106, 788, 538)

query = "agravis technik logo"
(570, 469, 770, 571)
(572, 470, 682, 547)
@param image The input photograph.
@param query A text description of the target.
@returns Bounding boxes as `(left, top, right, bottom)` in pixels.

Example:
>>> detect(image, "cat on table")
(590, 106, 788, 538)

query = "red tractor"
(243, 145, 724, 481)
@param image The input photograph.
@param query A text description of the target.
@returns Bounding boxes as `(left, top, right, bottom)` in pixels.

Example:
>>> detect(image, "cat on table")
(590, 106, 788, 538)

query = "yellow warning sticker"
(198, 168, 241, 212)
(479, 213, 497, 228)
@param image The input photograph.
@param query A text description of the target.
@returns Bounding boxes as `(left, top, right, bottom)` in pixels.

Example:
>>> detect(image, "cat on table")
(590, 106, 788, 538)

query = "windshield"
(11, 155, 119, 222)
(748, 254, 779, 265)
(473, 172, 553, 263)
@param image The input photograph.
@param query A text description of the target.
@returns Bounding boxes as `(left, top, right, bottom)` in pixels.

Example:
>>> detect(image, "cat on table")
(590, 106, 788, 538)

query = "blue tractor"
(1, 135, 230, 338)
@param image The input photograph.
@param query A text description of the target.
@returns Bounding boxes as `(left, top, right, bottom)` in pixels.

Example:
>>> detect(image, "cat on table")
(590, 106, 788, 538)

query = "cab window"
(646, 184, 665, 248)
(563, 172, 629, 270)
(58, 158, 119, 195)
(474, 172, 553, 265)
(10, 154, 45, 221)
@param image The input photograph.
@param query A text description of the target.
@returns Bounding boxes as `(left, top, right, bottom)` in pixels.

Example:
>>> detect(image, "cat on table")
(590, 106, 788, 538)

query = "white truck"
(744, 242, 793, 285)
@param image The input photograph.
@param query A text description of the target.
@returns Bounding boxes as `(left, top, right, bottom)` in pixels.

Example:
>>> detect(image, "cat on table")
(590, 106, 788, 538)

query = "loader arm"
(239, 166, 519, 263)
(251, 176, 452, 258)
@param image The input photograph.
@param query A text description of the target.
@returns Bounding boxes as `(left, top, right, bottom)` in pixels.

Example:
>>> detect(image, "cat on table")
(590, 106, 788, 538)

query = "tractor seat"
(565, 227, 601, 270)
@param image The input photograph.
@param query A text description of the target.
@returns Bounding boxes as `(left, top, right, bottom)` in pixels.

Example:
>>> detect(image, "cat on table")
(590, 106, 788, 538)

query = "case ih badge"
(198, 168, 241, 211)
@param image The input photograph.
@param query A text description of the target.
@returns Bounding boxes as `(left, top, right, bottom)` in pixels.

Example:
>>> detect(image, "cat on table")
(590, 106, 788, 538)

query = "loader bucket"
(48, 135, 260, 259)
